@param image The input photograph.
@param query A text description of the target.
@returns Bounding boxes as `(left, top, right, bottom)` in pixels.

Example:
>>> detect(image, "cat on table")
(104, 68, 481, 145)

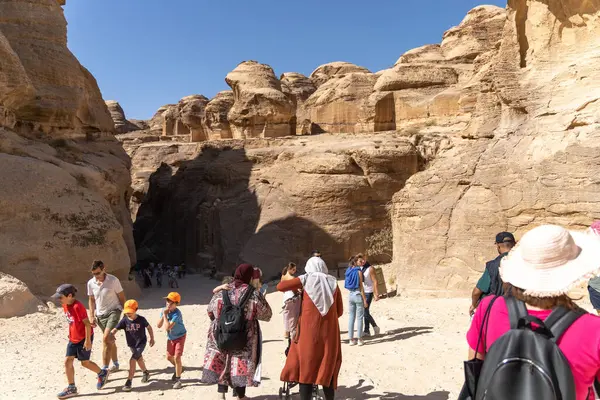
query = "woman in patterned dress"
(202, 264, 273, 400)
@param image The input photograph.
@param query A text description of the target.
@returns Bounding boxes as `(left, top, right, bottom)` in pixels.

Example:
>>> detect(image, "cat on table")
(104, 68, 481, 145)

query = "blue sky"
(65, 0, 506, 120)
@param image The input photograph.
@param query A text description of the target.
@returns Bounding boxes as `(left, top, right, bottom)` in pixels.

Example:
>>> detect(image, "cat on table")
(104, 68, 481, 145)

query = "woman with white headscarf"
(277, 256, 343, 400)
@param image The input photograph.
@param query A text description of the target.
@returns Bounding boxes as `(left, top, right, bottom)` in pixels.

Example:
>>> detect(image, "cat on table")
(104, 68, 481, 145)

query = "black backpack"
(475, 296, 586, 400)
(216, 286, 254, 352)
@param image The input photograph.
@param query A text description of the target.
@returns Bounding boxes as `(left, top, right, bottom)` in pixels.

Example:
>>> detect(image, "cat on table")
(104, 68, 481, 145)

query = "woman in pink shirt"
(466, 224, 600, 400)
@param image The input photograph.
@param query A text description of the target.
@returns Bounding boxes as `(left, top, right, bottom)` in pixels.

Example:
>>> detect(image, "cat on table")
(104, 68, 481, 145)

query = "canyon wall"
(0, 0, 135, 310)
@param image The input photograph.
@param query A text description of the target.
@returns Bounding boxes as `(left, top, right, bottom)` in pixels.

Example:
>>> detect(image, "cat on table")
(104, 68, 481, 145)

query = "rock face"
(225, 61, 295, 139)
(309, 62, 371, 88)
(0, 0, 113, 133)
(163, 95, 209, 141)
(105, 100, 141, 134)
(128, 134, 419, 277)
(0, 0, 134, 297)
(0, 273, 45, 319)
(204, 91, 234, 140)
(391, 0, 600, 296)
(305, 72, 378, 134)
(280, 73, 317, 135)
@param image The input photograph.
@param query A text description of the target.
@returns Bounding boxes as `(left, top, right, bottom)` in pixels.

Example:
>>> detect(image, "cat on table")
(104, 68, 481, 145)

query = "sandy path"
(0, 275, 483, 400)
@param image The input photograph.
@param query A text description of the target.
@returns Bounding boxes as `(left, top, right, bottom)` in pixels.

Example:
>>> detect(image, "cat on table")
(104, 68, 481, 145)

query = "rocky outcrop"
(127, 133, 419, 277)
(305, 72, 378, 134)
(0, 0, 114, 133)
(391, 0, 600, 296)
(204, 91, 234, 140)
(309, 62, 371, 87)
(281, 73, 317, 135)
(105, 100, 141, 134)
(163, 95, 209, 141)
(441, 5, 507, 62)
(225, 61, 295, 139)
(0, 0, 134, 296)
(0, 273, 45, 318)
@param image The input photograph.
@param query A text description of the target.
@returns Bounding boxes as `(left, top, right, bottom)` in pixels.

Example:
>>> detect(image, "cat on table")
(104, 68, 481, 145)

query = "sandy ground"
(3, 274, 590, 400)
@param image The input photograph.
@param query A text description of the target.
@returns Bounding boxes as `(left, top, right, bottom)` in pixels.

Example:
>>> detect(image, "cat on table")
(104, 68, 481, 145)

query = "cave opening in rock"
(374, 93, 397, 132)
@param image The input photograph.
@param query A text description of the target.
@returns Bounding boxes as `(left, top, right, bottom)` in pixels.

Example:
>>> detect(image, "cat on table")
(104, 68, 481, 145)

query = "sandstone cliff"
(225, 61, 295, 139)
(0, 0, 135, 309)
(391, 0, 600, 296)
(128, 134, 419, 278)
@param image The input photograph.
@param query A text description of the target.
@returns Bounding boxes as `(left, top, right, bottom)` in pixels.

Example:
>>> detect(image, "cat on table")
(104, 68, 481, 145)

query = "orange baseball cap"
(123, 299, 138, 313)
(164, 292, 181, 303)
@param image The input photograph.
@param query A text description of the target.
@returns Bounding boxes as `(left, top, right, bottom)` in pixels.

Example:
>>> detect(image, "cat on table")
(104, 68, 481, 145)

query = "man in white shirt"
(87, 260, 126, 372)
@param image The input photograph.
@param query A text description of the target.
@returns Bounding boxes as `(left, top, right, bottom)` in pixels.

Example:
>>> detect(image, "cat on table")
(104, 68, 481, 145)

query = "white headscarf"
(299, 256, 338, 316)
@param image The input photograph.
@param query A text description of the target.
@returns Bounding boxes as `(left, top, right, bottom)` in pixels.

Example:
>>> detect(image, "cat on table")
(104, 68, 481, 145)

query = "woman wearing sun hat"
(466, 224, 600, 400)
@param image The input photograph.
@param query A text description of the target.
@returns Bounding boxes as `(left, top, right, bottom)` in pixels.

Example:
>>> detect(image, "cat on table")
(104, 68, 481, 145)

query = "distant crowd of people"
(132, 262, 186, 289)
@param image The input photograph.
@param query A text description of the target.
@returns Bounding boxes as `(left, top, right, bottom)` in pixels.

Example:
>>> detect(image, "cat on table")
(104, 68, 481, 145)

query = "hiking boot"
(358, 339, 365, 346)
(57, 385, 77, 399)
(141, 370, 150, 383)
(97, 369, 109, 390)
(374, 326, 381, 336)
(173, 379, 182, 389)
(109, 364, 120, 373)
(122, 379, 132, 392)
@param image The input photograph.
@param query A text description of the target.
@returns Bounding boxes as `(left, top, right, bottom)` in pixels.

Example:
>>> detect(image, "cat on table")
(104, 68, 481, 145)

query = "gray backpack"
(475, 296, 585, 400)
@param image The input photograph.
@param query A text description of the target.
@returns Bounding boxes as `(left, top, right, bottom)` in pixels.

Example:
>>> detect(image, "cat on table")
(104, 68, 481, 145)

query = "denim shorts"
(66, 338, 92, 361)
(130, 344, 146, 360)
(589, 286, 600, 310)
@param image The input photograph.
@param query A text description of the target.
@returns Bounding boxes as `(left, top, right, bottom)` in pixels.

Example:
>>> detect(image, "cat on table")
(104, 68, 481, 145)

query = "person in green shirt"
(469, 232, 516, 316)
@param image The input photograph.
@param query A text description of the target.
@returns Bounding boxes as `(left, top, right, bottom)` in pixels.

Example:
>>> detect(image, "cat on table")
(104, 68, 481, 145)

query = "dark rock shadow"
(133, 143, 341, 299)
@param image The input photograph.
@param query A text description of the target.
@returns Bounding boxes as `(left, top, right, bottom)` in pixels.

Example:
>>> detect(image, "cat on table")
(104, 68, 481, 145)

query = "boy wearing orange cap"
(110, 299, 155, 392)
(157, 292, 187, 389)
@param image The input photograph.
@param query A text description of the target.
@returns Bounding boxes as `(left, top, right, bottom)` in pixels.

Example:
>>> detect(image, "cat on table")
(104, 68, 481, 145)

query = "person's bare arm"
(470, 287, 483, 316)
(213, 284, 231, 294)
(468, 346, 484, 361)
(371, 269, 380, 300)
(147, 325, 155, 347)
(83, 318, 93, 351)
(117, 291, 126, 308)
(359, 271, 367, 308)
(88, 296, 96, 325)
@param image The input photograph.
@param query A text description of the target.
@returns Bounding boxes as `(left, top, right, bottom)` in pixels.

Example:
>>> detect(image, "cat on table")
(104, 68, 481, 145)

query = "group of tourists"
(461, 222, 600, 400)
(54, 220, 600, 400)
(54, 260, 187, 399)
(137, 262, 185, 289)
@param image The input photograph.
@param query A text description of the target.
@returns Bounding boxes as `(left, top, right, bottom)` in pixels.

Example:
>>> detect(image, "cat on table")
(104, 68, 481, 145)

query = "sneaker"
(171, 366, 184, 381)
(349, 340, 357, 346)
(122, 379, 132, 392)
(97, 369, 109, 390)
(363, 331, 371, 337)
(173, 379, 182, 389)
(374, 326, 381, 336)
(141, 370, 150, 383)
(57, 385, 78, 399)
(109, 364, 120, 373)
(358, 339, 365, 346)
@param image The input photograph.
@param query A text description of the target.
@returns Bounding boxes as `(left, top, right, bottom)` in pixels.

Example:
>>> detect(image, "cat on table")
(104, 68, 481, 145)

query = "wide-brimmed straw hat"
(500, 224, 600, 297)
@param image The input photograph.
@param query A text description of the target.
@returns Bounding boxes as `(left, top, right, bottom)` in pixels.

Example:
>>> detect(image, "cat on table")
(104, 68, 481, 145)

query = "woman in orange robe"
(277, 256, 343, 400)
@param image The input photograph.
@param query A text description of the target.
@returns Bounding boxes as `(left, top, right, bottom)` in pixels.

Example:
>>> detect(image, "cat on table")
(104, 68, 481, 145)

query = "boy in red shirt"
(52, 284, 109, 399)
